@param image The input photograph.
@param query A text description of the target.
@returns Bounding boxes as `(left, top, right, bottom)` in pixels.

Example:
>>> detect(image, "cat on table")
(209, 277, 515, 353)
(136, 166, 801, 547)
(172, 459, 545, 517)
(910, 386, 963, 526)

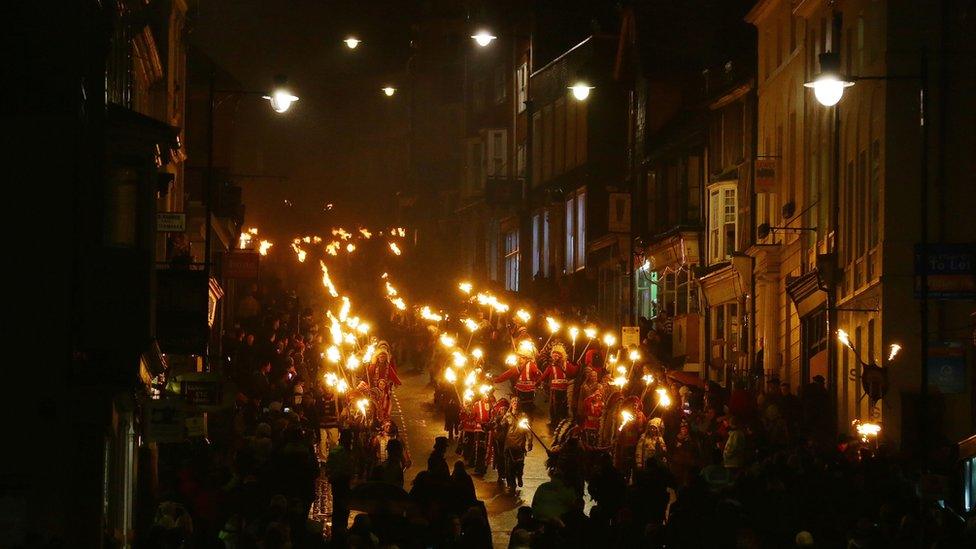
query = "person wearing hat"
(493, 347, 542, 416)
(461, 390, 494, 474)
(367, 344, 402, 389)
(539, 343, 578, 426)
(581, 384, 606, 446)
(635, 417, 668, 470)
(488, 398, 512, 486)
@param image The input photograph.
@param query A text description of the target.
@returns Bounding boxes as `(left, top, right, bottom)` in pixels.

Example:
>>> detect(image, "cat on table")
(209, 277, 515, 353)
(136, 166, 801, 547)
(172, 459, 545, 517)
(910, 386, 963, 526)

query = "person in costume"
(493, 345, 541, 416)
(539, 343, 578, 426)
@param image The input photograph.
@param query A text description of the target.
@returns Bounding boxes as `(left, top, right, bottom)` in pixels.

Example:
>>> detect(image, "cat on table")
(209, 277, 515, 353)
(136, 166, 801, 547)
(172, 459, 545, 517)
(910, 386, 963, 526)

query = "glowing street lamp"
(569, 82, 594, 101)
(263, 88, 299, 113)
(804, 52, 854, 107)
(471, 30, 497, 47)
(344, 37, 361, 49)
(382, 86, 397, 97)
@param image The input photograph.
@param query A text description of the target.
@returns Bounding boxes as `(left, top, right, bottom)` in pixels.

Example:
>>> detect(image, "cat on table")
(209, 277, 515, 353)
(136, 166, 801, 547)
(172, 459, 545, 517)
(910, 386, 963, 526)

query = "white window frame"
(564, 187, 587, 273)
(575, 190, 586, 270)
(707, 182, 737, 263)
(504, 229, 519, 291)
(485, 129, 507, 177)
(531, 213, 541, 278)
(516, 63, 528, 112)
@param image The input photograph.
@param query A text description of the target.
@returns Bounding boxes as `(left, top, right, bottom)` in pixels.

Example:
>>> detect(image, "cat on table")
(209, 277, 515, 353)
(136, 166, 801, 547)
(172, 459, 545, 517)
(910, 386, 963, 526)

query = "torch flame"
(345, 355, 361, 370)
(346, 243, 356, 253)
(545, 317, 561, 334)
(326, 346, 341, 363)
(335, 379, 349, 393)
(444, 367, 457, 383)
(318, 261, 339, 298)
(359, 228, 372, 238)
(338, 296, 351, 322)
(517, 417, 530, 430)
(628, 349, 640, 362)
(569, 326, 580, 342)
(584, 327, 597, 339)
(515, 309, 531, 323)
(239, 231, 253, 249)
(453, 352, 468, 368)
(479, 384, 492, 396)
(464, 318, 480, 332)
(642, 374, 654, 385)
(612, 375, 627, 388)
(854, 420, 881, 442)
(458, 282, 473, 294)
(464, 372, 477, 387)
(655, 387, 672, 408)
(462, 388, 475, 402)
(356, 323, 370, 335)
(619, 410, 634, 431)
(325, 241, 340, 256)
(603, 333, 617, 347)
(471, 348, 484, 360)
(888, 343, 901, 362)
(385, 281, 399, 296)
(505, 354, 517, 366)
(440, 334, 456, 348)
(324, 372, 338, 386)
(389, 242, 402, 256)
(420, 306, 443, 322)
(390, 297, 407, 311)
(356, 398, 369, 416)
(837, 329, 853, 350)
(518, 339, 536, 355)
(258, 240, 274, 255)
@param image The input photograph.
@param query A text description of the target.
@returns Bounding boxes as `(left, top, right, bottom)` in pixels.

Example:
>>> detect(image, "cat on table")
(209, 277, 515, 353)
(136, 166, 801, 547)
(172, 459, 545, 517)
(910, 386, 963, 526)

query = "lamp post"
(205, 73, 297, 364)
(806, 47, 929, 454)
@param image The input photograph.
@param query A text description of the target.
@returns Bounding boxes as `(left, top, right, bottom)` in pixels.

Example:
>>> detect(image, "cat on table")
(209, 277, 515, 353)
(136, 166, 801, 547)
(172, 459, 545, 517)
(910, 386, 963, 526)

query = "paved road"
(392, 369, 554, 547)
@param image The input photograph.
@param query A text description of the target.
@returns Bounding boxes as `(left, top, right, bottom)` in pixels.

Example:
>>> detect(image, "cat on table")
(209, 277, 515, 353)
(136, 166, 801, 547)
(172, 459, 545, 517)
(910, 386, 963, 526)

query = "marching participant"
(460, 390, 494, 474)
(368, 343, 402, 388)
(493, 343, 542, 416)
(539, 343, 578, 426)
(581, 384, 606, 446)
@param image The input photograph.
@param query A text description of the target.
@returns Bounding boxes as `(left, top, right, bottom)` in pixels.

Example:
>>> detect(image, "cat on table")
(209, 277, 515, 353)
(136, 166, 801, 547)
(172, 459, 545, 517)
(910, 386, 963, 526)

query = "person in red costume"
(493, 346, 541, 417)
(581, 384, 606, 446)
(367, 344, 402, 388)
(460, 394, 494, 474)
(539, 343, 578, 426)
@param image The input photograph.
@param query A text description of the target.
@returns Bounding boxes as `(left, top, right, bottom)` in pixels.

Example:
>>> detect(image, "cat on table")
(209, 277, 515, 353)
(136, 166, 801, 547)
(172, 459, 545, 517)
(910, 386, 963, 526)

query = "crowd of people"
(138, 281, 975, 549)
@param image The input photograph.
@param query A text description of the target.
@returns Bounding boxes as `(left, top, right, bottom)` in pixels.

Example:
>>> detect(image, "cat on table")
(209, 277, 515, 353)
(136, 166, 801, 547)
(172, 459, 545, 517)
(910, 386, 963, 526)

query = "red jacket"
(494, 361, 541, 392)
(582, 393, 605, 430)
(368, 361, 401, 386)
(462, 399, 493, 432)
(539, 361, 579, 391)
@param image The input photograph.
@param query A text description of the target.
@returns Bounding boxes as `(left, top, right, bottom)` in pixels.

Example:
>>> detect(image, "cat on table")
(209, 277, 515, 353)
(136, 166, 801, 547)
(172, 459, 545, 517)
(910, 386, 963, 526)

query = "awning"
(699, 255, 753, 306)
(786, 270, 827, 318)
(139, 339, 169, 386)
(667, 369, 705, 388)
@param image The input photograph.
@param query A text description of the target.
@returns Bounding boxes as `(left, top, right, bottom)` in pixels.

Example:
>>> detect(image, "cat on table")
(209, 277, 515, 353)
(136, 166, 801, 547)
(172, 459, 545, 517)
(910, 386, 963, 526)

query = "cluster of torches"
(239, 225, 408, 262)
(238, 227, 274, 256)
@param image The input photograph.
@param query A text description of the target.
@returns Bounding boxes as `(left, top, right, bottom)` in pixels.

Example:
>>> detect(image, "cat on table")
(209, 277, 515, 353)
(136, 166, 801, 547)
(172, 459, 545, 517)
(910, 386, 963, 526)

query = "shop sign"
(144, 399, 185, 443)
(608, 193, 631, 233)
(223, 251, 260, 279)
(621, 326, 640, 349)
(914, 243, 975, 299)
(156, 212, 186, 232)
(755, 159, 777, 193)
(928, 342, 967, 394)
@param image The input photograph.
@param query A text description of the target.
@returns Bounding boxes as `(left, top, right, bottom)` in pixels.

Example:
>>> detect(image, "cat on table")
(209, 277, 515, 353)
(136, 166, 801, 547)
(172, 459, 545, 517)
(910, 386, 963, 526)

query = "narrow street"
(393, 369, 554, 547)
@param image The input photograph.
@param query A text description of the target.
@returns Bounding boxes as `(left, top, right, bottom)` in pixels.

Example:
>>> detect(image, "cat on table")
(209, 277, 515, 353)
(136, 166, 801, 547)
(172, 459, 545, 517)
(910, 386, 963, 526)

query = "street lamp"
(263, 88, 300, 113)
(471, 30, 497, 47)
(803, 52, 854, 106)
(569, 82, 594, 101)
(344, 37, 361, 49)
(382, 86, 397, 97)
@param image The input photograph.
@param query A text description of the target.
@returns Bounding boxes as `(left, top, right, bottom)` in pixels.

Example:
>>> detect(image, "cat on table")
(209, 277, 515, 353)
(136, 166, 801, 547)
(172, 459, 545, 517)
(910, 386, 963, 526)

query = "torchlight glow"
(569, 326, 580, 342)
(356, 398, 369, 417)
(603, 333, 617, 347)
(444, 367, 457, 383)
(628, 349, 640, 362)
(545, 317, 561, 334)
(464, 318, 480, 332)
(335, 379, 349, 393)
(515, 309, 531, 323)
(345, 355, 361, 370)
(642, 374, 654, 385)
(518, 339, 536, 355)
(655, 387, 672, 408)
(471, 348, 484, 360)
(458, 282, 473, 294)
(326, 346, 340, 363)
(389, 242, 402, 255)
(440, 334, 456, 348)
(518, 417, 530, 430)
(612, 375, 627, 388)
(888, 343, 902, 362)
(453, 352, 468, 368)
(854, 421, 882, 442)
(837, 329, 853, 350)
(584, 327, 597, 339)
(463, 388, 475, 402)
(258, 240, 274, 255)
(505, 354, 517, 366)
(619, 410, 634, 431)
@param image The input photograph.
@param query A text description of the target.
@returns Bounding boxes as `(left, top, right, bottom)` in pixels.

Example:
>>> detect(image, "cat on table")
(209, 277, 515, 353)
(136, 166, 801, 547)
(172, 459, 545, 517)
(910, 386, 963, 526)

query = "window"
(554, 98, 566, 175)
(575, 191, 586, 269)
(486, 129, 507, 177)
(636, 269, 658, 319)
(504, 229, 519, 291)
(869, 140, 880, 249)
(712, 302, 740, 372)
(708, 183, 737, 263)
(687, 155, 701, 222)
(516, 63, 528, 112)
(465, 139, 484, 193)
(565, 99, 578, 168)
(487, 221, 500, 282)
(531, 210, 550, 278)
(565, 197, 575, 273)
(542, 104, 553, 182)
(493, 64, 506, 104)
(531, 112, 542, 185)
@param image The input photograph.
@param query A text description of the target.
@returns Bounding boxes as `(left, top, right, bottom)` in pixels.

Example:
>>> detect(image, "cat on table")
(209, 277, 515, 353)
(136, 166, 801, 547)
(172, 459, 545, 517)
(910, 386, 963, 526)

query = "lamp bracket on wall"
(756, 223, 817, 240)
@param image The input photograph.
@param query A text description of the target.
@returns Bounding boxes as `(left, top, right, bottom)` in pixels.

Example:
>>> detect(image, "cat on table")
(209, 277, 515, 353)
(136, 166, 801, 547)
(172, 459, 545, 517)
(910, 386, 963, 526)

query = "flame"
(608, 352, 619, 364)
(329, 316, 344, 345)
(338, 296, 351, 322)
(471, 348, 484, 360)
(332, 228, 352, 240)
(518, 417, 530, 430)
(345, 316, 361, 330)
(515, 309, 531, 323)
(642, 374, 654, 385)
(356, 398, 369, 416)
(343, 333, 357, 346)
(444, 367, 457, 383)
(854, 421, 881, 442)
(459, 282, 473, 294)
(505, 354, 517, 366)
(359, 228, 372, 238)
(628, 349, 640, 361)
(239, 231, 253, 249)
(888, 343, 901, 362)
(389, 242, 402, 256)
(462, 388, 475, 402)
(346, 243, 356, 253)
(290, 242, 307, 262)
(475, 292, 491, 305)
(616, 365, 627, 375)
(655, 387, 672, 408)
(619, 410, 634, 431)
(837, 329, 852, 350)
(464, 318, 480, 332)
(356, 322, 370, 335)
(453, 352, 468, 368)
(324, 373, 338, 387)
(248, 227, 259, 235)
(584, 327, 597, 339)
(439, 334, 456, 348)
(318, 261, 339, 297)
(603, 333, 617, 347)
(569, 326, 580, 342)
(545, 317, 561, 334)
(326, 346, 341, 363)
(385, 281, 399, 296)
(612, 375, 627, 388)
(420, 306, 443, 322)
(335, 379, 349, 393)
(464, 371, 477, 387)
(325, 241, 340, 256)
(312, 236, 322, 244)
(479, 384, 492, 396)
(363, 344, 376, 363)
(390, 297, 407, 311)
(345, 355, 361, 370)
(258, 240, 274, 255)
(396, 228, 406, 237)
(302, 236, 311, 244)
(518, 339, 536, 355)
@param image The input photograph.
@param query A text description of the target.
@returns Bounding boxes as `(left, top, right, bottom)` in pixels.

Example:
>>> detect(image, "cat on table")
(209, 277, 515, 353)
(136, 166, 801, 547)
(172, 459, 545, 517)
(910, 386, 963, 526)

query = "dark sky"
(188, 0, 419, 242)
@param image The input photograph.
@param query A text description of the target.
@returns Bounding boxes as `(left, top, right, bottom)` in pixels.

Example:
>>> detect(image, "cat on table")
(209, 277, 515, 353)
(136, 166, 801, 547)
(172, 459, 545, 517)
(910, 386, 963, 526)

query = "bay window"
(708, 182, 737, 263)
